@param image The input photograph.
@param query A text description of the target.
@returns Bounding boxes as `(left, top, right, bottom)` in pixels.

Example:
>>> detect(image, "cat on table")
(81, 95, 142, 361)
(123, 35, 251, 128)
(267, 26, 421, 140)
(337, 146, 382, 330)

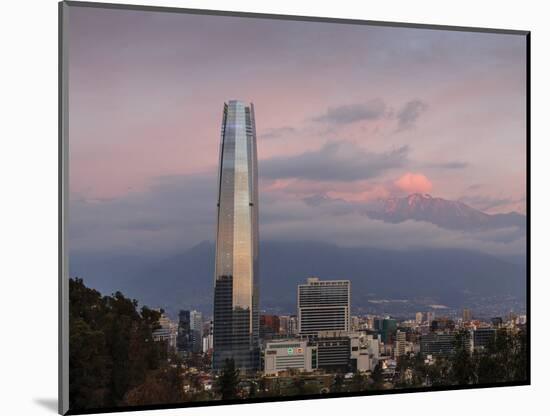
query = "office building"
(152, 313, 178, 352)
(260, 314, 280, 340)
(202, 320, 214, 354)
(394, 330, 407, 358)
(420, 332, 456, 357)
(463, 308, 472, 322)
(415, 312, 423, 324)
(288, 316, 298, 336)
(349, 332, 380, 372)
(298, 277, 350, 336)
(279, 316, 289, 335)
(278, 315, 298, 336)
(430, 317, 454, 332)
(177, 310, 191, 356)
(263, 339, 317, 376)
(316, 331, 352, 372)
(190, 310, 203, 353)
(473, 327, 496, 351)
(213, 100, 260, 371)
(379, 317, 397, 344)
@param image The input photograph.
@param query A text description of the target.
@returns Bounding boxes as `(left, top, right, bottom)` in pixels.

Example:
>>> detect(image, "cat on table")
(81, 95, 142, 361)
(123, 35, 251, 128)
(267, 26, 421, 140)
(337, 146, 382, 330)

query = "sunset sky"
(67, 6, 527, 258)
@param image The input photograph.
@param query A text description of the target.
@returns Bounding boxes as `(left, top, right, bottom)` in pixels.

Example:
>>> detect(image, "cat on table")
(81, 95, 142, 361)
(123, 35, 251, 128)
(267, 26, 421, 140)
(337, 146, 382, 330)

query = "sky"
(67, 5, 527, 258)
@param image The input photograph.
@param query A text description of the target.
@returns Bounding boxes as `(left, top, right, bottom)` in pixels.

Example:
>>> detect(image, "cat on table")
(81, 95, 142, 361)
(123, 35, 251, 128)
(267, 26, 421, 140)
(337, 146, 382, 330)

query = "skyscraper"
(177, 310, 191, 356)
(297, 277, 350, 336)
(380, 317, 397, 344)
(190, 310, 203, 353)
(213, 100, 260, 371)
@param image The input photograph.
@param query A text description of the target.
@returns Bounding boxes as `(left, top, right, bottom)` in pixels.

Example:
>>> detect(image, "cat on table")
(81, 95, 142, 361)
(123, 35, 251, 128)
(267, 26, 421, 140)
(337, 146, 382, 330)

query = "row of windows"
(266, 343, 302, 349)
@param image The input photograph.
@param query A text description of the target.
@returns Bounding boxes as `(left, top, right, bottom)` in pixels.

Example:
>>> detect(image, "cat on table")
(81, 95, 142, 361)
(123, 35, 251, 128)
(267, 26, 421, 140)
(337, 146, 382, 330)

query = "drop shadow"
(34, 398, 58, 413)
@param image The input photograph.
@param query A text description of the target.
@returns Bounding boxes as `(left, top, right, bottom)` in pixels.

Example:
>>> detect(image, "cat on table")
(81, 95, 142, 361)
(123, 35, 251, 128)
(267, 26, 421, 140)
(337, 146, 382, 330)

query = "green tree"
(450, 330, 476, 385)
(249, 381, 257, 397)
(332, 374, 344, 393)
(477, 328, 527, 384)
(395, 355, 415, 387)
(513, 329, 528, 382)
(69, 278, 164, 410)
(292, 377, 306, 395)
(350, 372, 367, 392)
(216, 359, 240, 400)
(370, 363, 385, 390)
(258, 376, 268, 396)
(427, 358, 451, 386)
(124, 365, 185, 406)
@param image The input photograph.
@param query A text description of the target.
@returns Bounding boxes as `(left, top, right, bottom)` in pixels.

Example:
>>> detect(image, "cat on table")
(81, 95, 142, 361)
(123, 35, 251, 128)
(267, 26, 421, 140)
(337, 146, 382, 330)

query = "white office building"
(298, 277, 350, 336)
(349, 332, 380, 372)
(263, 339, 317, 376)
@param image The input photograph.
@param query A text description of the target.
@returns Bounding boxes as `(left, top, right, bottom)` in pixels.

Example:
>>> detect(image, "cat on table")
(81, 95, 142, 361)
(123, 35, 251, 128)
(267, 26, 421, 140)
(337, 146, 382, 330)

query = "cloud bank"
(261, 141, 409, 181)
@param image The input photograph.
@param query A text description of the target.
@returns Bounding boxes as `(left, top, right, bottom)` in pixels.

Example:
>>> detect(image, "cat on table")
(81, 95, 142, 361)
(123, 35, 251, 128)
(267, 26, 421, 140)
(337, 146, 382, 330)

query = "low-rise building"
(264, 339, 317, 376)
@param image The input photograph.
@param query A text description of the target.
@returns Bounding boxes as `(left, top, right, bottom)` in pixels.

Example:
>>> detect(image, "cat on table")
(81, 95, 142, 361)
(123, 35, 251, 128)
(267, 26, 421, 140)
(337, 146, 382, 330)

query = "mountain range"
(365, 193, 526, 231)
(70, 193, 526, 317)
(72, 240, 525, 318)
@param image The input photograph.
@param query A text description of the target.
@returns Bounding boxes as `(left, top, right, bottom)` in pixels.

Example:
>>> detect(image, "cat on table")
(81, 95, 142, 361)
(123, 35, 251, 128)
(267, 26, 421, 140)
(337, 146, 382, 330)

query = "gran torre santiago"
(212, 100, 260, 371)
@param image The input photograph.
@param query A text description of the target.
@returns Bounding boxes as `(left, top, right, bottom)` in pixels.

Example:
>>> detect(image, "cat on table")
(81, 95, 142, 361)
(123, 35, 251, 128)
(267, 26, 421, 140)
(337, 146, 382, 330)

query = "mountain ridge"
(71, 240, 526, 317)
(365, 193, 526, 231)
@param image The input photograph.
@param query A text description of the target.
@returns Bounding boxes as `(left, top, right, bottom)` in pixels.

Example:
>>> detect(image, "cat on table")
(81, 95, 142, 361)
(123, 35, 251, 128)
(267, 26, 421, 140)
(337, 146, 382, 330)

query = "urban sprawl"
(152, 275, 527, 396)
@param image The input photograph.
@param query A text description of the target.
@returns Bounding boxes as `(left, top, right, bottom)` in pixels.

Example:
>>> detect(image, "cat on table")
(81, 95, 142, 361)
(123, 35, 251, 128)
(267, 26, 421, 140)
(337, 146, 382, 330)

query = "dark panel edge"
(63, 0, 530, 35)
(59, 1, 70, 415)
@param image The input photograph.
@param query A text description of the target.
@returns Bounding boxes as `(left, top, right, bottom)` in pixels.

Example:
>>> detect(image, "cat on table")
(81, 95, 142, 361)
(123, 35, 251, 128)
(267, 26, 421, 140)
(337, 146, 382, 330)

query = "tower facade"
(213, 100, 260, 371)
(297, 277, 350, 336)
(176, 310, 191, 356)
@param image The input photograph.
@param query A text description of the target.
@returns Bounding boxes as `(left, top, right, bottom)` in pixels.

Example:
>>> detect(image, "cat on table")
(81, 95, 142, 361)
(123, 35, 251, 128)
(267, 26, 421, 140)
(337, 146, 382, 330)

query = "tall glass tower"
(213, 100, 260, 371)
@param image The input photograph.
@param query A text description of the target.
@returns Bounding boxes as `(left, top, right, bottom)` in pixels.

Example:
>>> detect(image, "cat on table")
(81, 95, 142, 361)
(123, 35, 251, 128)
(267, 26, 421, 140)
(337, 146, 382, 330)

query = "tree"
(350, 372, 367, 392)
(370, 363, 385, 390)
(69, 278, 164, 411)
(513, 329, 528, 382)
(450, 330, 476, 385)
(332, 374, 344, 393)
(124, 365, 185, 406)
(249, 381, 257, 398)
(292, 377, 306, 395)
(477, 328, 527, 384)
(427, 358, 451, 386)
(216, 359, 240, 400)
(258, 376, 268, 396)
(69, 318, 109, 409)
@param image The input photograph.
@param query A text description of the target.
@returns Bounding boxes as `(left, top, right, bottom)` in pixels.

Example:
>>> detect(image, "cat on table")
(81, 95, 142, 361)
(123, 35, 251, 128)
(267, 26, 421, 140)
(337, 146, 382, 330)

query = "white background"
(0, 0, 547, 415)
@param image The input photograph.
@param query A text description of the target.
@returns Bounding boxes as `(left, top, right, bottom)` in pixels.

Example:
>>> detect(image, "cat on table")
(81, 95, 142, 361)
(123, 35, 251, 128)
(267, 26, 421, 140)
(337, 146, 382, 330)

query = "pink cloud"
(394, 172, 433, 194)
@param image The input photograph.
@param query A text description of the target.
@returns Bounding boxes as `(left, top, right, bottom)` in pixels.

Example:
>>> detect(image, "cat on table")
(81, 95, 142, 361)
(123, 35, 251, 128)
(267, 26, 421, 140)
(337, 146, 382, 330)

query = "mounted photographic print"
(59, 1, 530, 414)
